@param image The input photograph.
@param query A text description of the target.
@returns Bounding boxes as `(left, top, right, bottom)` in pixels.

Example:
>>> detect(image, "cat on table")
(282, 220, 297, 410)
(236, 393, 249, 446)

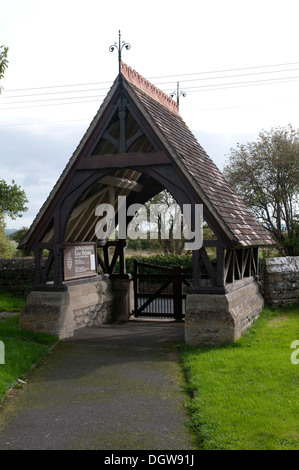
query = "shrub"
(125, 253, 193, 274)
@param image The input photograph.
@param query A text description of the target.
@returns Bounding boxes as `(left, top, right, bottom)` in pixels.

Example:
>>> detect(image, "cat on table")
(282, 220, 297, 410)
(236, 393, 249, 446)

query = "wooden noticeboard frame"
(63, 243, 98, 281)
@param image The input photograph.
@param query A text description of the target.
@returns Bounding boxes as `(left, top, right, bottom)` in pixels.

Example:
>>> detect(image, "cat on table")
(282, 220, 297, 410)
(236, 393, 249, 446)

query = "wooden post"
(53, 245, 64, 288)
(192, 249, 200, 287)
(40, 250, 54, 285)
(216, 246, 225, 287)
(172, 266, 183, 320)
(103, 244, 110, 273)
(133, 259, 139, 317)
(254, 247, 259, 278)
(33, 247, 42, 287)
(118, 240, 126, 275)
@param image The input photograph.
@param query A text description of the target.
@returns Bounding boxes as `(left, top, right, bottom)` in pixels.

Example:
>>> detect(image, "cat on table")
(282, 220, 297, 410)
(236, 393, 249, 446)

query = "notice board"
(63, 243, 97, 281)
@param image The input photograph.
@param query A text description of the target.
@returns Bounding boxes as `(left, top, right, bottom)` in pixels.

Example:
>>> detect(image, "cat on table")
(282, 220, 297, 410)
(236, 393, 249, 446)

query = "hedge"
(125, 253, 193, 275)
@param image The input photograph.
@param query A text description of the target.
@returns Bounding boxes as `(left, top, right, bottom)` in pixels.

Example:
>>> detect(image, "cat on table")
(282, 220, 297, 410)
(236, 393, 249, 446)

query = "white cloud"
(1, 0, 299, 229)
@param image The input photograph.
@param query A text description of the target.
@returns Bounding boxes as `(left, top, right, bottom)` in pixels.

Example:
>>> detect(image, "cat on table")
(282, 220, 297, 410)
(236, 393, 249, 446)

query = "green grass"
(0, 291, 26, 312)
(0, 314, 58, 401)
(180, 305, 299, 450)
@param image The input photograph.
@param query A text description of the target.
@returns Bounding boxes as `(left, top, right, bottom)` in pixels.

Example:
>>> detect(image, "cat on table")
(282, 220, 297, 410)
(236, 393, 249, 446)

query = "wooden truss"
(21, 69, 266, 295)
(191, 245, 260, 294)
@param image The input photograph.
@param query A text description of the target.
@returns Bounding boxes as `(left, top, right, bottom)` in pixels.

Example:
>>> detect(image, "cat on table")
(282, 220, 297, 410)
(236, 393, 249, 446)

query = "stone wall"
(0, 258, 35, 294)
(263, 256, 299, 306)
(69, 277, 114, 330)
(19, 275, 134, 339)
(20, 275, 114, 339)
(185, 278, 264, 346)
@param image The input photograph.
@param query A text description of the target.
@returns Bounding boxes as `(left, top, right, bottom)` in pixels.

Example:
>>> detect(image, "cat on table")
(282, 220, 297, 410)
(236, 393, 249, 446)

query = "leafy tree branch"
(0, 45, 9, 93)
(223, 125, 299, 255)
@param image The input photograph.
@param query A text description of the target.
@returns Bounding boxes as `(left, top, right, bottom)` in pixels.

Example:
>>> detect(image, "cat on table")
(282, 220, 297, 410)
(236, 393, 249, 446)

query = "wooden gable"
(21, 63, 274, 252)
(19, 63, 274, 292)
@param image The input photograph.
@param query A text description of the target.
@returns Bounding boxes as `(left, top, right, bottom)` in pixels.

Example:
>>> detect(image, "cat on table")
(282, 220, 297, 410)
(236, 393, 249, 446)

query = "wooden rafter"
(20, 63, 271, 292)
(78, 151, 170, 169)
(100, 175, 143, 192)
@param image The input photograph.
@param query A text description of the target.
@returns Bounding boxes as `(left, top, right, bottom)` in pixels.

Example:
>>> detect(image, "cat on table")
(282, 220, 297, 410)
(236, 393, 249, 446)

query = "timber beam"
(76, 151, 170, 169)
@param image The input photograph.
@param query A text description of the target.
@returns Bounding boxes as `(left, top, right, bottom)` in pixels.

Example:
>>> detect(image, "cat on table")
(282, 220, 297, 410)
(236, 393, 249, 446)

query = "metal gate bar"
(133, 260, 192, 320)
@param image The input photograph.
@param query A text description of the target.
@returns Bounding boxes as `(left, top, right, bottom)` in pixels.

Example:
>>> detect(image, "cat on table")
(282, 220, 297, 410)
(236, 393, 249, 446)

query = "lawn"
(0, 291, 26, 312)
(1, 291, 298, 450)
(0, 314, 57, 401)
(180, 305, 299, 450)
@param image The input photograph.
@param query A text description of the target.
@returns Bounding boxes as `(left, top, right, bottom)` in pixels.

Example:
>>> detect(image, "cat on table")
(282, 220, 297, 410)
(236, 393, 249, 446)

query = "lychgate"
(19, 62, 275, 344)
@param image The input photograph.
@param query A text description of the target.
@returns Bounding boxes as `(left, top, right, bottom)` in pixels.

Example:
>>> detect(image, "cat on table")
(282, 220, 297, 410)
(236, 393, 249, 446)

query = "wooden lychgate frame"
(19, 63, 274, 294)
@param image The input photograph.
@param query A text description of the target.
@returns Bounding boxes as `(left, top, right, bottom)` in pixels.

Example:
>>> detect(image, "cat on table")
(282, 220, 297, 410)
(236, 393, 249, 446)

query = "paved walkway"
(0, 320, 195, 450)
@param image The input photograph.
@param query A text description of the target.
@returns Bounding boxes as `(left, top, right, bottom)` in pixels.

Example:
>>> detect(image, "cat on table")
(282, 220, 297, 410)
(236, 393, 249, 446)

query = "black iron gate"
(132, 260, 192, 320)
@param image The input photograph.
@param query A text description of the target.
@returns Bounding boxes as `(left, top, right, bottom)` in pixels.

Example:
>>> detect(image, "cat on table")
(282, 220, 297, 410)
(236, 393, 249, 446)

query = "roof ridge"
(121, 62, 179, 115)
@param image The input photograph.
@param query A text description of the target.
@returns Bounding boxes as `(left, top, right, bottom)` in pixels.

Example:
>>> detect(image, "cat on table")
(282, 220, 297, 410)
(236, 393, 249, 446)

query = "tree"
(0, 45, 9, 93)
(0, 181, 28, 257)
(8, 227, 29, 245)
(0, 50, 27, 220)
(223, 125, 299, 255)
(0, 44, 28, 257)
(0, 179, 28, 220)
(0, 223, 15, 258)
(144, 190, 186, 254)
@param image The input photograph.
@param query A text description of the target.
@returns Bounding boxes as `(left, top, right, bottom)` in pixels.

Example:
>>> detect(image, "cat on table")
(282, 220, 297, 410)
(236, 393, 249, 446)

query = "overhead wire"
(1, 93, 109, 106)
(0, 97, 107, 111)
(0, 118, 91, 127)
(2, 59, 299, 96)
(162, 75, 299, 93)
(4, 80, 113, 93)
(147, 61, 299, 80)
(0, 86, 112, 100)
(3, 59, 296, 93)
(153, 67, 299, 87)
(0, 60, 298, 122)
(1, 74, 298, 110)
(1, 81, 298, 110)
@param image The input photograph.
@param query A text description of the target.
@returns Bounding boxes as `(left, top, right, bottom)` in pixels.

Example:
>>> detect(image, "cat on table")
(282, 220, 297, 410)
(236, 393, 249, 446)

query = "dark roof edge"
(20, 78, 120, 249)
(122, 79, 240, 245)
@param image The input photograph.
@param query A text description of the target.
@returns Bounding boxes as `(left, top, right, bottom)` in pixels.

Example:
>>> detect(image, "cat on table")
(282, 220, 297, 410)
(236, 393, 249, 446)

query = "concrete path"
(0, 320, 195, 450)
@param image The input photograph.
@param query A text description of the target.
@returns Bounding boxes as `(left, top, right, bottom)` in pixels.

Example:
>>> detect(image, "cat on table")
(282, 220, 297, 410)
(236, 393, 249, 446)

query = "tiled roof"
(122, 63, 274, 247)
(21, 64, 275, 251)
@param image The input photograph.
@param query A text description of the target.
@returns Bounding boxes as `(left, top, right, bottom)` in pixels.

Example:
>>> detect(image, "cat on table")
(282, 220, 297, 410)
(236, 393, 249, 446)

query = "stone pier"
(185, 278, 264, 346)
(20, 275, 133, 339)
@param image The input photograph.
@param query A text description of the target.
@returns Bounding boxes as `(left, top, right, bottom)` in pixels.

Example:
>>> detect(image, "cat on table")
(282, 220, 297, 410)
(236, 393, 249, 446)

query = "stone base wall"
(185, 278, 264, 346)
(20, 276, 114, 339)
(263, 257, 299, 306)
(110, 275, 134, 323)
(19, 275, 134, 339)
(20, 289, 74, 339)
(69, 277, 114, 331)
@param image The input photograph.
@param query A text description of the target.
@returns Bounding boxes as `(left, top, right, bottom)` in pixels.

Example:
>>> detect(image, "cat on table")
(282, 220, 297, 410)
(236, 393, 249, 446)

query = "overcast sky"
(1, 0, 299, 230)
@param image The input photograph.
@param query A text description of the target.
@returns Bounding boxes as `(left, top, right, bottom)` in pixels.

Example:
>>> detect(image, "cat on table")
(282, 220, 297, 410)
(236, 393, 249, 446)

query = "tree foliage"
(0, 223, 15, 258)
(223, 125, 299, 255)
(0, 45, 9, 93)
(8, 227, 29, 244)
(0, 45, 29, 257)
(0, 180, 28, 256)
(0, 179, 28, 220)
(144, 190, 185, 254)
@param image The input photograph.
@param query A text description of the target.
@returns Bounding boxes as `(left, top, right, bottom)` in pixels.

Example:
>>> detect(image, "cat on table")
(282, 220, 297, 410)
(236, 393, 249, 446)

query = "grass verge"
(0, 314, 58, 401)
(180, 305, 299, 450)
(0, 292, 26, 312)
